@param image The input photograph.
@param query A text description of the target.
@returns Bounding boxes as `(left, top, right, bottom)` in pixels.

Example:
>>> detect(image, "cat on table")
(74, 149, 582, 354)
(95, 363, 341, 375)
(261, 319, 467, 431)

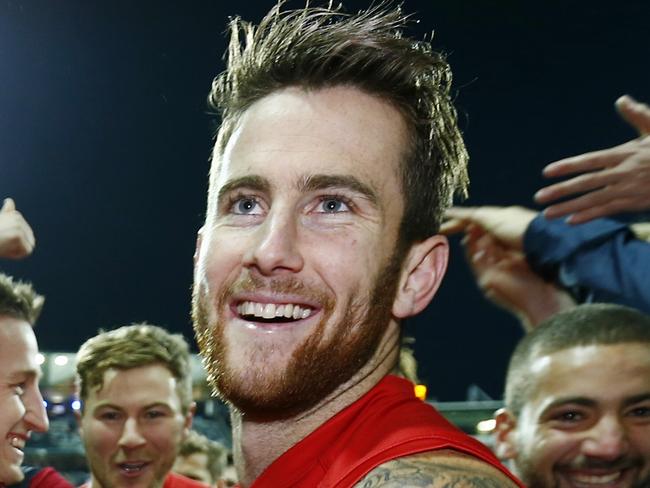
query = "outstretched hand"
(0, 198, 36, 259)
(535, 95, 650, 224)
(441, 205, 537, 250)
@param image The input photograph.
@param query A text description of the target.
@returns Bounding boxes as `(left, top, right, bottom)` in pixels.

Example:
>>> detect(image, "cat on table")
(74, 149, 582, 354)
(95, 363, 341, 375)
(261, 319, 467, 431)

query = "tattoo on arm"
(355, 456, 514, 488)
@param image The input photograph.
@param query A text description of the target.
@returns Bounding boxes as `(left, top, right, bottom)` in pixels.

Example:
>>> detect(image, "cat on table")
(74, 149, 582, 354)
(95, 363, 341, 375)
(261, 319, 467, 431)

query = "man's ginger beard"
(192, 250, 404, 419)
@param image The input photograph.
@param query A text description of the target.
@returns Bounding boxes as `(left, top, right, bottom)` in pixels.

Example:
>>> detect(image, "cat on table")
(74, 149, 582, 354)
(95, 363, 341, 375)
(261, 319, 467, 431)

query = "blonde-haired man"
(75, 324, 207, 488)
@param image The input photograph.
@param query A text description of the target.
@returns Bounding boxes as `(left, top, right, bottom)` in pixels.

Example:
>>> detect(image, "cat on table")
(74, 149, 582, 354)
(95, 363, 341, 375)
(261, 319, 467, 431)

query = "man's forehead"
(0, 319, 39, 367)
(525, 343, 650, 403)
(212, 86, 408, 180)
(87, 366, 181, 406)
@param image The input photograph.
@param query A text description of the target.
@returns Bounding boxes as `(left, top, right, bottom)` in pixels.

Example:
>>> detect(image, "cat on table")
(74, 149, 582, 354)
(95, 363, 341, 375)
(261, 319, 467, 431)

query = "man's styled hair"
(179, 430, 228, 483)
(208, 2, 469, 243)
(505, 303, 650, 416)
(75, 323, 194, 413)
(0, 272, 44, 325)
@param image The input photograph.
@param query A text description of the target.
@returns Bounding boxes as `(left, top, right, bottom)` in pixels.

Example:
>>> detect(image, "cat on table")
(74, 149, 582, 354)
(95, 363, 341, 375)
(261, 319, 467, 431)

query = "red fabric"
(28, 467, 73, 488)
(247, 375, 524, 488)
(163, 472, 210, 487)
(79, 472, 207, 488)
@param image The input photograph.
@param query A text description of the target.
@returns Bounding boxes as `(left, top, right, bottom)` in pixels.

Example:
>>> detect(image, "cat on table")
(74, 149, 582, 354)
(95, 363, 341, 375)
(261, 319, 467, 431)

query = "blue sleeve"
(523, 213, 650, 315)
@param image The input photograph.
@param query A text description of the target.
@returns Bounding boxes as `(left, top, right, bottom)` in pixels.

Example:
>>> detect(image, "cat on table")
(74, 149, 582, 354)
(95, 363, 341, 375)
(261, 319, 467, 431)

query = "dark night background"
(1, 1, 648, 401)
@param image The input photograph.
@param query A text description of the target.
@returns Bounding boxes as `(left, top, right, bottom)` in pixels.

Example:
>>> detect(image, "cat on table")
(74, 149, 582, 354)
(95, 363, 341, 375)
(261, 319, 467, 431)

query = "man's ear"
(194, 227, 204, 268)
(494, 408, 518, 460)
(392, 235, 449, 318)
(183, 401, 197, 436)
(74, 408, 83, 436)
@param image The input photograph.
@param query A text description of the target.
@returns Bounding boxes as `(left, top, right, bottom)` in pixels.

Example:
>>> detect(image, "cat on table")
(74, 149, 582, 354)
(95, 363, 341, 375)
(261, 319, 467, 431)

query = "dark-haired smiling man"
(495, 303, 650, 488)
(191, 3, 523, 488)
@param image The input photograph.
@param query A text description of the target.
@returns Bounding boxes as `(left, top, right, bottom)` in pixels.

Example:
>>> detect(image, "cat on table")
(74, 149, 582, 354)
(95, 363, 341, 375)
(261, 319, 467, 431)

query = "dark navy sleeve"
(523, 213, 650, 314)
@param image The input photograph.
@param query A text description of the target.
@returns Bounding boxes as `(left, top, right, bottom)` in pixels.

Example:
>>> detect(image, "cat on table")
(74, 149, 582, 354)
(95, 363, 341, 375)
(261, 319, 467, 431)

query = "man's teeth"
(570, 471, 622, 485)
(120, 463, 145, 472)
(238, 301, 312, 320)
(9, 437, 25, 450)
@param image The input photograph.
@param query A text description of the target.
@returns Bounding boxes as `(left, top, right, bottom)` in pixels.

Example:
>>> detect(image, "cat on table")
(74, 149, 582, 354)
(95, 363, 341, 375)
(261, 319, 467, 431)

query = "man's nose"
(118, 418, 147, 448)
(24, 387, 49, 433)
(243, 210, 304, 275)
(581, 415, 629, 460)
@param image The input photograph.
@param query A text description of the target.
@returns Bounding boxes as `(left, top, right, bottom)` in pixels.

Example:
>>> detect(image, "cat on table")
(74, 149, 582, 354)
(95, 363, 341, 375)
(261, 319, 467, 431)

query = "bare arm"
(441, 207, 575, 329)
(354, 450, 520, 488)
(535, 95, 650, 223)
(460, 223, 575, 331)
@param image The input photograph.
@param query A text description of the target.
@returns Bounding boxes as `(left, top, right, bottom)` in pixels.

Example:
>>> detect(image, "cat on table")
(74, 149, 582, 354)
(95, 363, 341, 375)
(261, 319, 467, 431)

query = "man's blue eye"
(320, 199, 348, 213)
(235, 198, 258, 214)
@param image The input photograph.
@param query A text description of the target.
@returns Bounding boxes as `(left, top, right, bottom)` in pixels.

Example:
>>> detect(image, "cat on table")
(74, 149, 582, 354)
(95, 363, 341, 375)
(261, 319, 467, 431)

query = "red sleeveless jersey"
(246, 375, 524, 487)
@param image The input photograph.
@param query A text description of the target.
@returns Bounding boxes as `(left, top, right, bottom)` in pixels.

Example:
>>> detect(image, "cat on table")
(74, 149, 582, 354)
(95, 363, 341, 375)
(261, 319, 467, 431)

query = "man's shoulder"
(353, 449, 520, 488)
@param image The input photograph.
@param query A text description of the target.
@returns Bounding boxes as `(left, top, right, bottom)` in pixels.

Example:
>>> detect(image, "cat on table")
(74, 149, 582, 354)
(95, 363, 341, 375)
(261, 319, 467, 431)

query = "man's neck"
(232, 325, 400, 487)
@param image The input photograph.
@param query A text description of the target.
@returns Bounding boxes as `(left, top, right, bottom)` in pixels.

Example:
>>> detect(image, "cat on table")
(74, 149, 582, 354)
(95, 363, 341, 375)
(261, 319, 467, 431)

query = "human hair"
(179, 430, 228, 482)
(0, 272, 44, 325)
(207, 2, 469, 244)
(75, 323, 193, 414)
(505, 303, 650, 416)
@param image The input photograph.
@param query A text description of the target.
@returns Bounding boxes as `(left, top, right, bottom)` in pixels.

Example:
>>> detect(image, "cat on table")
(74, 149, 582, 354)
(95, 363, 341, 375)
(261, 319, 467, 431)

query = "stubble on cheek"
(191, 251, 404, 420)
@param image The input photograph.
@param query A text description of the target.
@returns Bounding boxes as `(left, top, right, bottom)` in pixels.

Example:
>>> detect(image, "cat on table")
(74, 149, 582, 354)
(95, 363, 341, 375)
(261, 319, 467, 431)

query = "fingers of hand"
(562, 195, 649, 224)
(1, 198, 15, 212)
(463, 231, 502, 273)
(616, 95, 650, 136)
(535, 167, 620, 205)
(0, 215, 35, 258)
(542, 153, 650, 220)
(442, 207, 480, 233)
(439, 217, 469, 235)
(542, 143, 633, 179)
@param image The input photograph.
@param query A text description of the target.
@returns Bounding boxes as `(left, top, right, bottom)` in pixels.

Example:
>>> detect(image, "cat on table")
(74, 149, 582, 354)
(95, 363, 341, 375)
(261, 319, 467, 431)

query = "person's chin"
(1, 450, 25, 485)
(3, 467, 24, 486)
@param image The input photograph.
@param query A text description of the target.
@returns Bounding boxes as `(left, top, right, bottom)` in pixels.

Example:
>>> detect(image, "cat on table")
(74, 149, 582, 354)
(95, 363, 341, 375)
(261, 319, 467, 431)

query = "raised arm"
(442, 208, 575, 330)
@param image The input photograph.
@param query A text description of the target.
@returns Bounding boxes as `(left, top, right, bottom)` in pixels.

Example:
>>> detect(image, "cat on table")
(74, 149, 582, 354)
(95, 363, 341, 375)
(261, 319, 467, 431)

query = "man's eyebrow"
(91, 401, 173, 412)
(217, 176, 271, 202)
(623, 393, 650, 408)
(542, 396, 596, 413)
(298, 174, 379, 205)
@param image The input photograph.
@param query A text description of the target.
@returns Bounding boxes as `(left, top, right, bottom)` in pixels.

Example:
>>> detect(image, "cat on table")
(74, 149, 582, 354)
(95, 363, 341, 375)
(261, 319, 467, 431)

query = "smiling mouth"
(9, 437, 26, 451)
(236, 301, 313, 323)
(118, 462, 149, 476)
(564, 468, 628, 487)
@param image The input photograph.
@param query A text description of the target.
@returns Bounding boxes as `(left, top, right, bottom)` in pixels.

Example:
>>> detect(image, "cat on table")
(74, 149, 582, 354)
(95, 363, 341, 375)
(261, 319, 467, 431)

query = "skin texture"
(355, 450, 517, 487)
(0, 198, 35, 259)
(536, 95, 650, 224)
(0, 317, 48, 485)
(496, 343, 650, 488)
(193, 86, 452, 486)
(78, 364, 193, 488)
